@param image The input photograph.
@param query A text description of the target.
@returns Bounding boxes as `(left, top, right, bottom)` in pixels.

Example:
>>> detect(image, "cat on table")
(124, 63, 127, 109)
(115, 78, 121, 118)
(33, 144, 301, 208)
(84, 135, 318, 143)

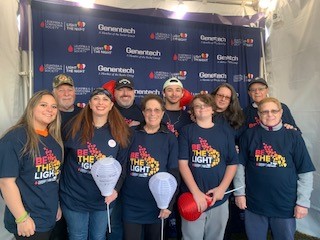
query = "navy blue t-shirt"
(60, 105, 82, 127)
(239, 125, 315, 218)
(162, 109, 192, 137)
(178, 123, 238, 209)
(121, 124, 178, 224)
(60, 123, 127, 212)
(243, 102, 299, 130)
(0, 127, 62, 233)
(115, 102, 144, 124)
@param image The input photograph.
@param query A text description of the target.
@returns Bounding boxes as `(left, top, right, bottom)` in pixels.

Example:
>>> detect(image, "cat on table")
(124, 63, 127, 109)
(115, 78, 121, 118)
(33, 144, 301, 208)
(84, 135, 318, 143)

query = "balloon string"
(224, 186, 244, 195)
(161, 218, 164, 240)
(107, 203, 111, 233)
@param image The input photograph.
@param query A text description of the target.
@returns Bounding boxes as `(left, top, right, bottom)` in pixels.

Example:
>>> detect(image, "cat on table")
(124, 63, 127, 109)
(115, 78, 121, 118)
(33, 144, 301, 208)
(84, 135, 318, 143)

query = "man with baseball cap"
(162, 77, 192, 138)
(52, 74, 82, 127)
(113, 77, 144, 127)
(244, 77, 299, 130)
(162, 77, 192, 240)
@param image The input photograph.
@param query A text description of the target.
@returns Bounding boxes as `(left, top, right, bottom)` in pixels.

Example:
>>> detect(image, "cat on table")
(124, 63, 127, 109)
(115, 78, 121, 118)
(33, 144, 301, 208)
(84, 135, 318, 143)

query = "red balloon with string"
(178, 192, 213, 221)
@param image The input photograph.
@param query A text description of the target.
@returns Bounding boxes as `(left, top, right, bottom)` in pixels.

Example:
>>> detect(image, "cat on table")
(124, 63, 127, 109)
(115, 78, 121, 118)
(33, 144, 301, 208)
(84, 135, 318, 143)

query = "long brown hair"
(211, 83, 245, 129)
(68, 96, 130, 148)
(2, 90, 63, 160)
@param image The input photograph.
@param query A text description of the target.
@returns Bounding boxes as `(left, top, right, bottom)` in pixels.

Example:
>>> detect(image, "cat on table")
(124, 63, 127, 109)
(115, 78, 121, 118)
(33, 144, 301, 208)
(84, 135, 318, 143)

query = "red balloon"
(178, 192, 212, 221)
(102, 80, 116, 99)
(180, 88, 193, 108)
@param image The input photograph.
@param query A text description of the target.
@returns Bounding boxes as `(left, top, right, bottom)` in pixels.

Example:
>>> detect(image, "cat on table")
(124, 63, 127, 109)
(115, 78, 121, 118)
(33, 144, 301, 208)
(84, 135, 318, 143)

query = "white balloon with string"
(149, 172, 178, 240)
(91, 156, 122, 233)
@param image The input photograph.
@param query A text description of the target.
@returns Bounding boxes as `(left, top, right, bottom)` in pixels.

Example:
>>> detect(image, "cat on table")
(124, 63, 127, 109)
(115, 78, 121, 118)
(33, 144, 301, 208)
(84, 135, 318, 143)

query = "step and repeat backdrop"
(32, 1, 261, 107)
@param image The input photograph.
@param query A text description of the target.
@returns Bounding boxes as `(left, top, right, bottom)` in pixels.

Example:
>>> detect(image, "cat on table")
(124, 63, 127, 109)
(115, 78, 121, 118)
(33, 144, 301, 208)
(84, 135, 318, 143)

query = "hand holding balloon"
(192, 190, 210, 212)
(158, 209, 171, 219)
(206, 186, 225, 207)
(105, 189, 118, 205)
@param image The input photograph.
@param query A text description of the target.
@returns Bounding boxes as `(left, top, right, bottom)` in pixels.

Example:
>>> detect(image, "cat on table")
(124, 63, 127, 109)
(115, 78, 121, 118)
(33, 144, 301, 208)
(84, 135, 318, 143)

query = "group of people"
(0, 74, 315, 240)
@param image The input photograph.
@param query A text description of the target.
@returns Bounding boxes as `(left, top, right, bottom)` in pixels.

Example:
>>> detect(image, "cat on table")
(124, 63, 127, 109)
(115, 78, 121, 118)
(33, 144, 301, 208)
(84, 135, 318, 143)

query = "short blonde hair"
(258, 97, 282, 112)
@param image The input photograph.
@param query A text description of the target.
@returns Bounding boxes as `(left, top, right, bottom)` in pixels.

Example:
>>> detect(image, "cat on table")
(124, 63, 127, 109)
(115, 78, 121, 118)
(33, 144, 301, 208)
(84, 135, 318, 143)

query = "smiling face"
(258, 100, 283, 127)
(143, 99, 165, 129)
(89, 93, 114, 117)
(33, 94, 58, 130)
(192, 98, 214, 121)
(163, 85, 184, 105)
(53, 84, 76, 111)
(114, 87, 135, 108)
(248, 83, 269, 104)
(214, 86, 232, 112)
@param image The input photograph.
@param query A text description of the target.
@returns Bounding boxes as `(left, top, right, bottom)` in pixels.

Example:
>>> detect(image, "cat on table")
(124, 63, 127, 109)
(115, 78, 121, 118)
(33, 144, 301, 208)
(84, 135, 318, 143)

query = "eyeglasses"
(259, 109, 281, 116)
(215, 93, 231, 101)
(193, 104, 211, 110)
(249, 87, 267, 92)
(144, 108, 163, 114)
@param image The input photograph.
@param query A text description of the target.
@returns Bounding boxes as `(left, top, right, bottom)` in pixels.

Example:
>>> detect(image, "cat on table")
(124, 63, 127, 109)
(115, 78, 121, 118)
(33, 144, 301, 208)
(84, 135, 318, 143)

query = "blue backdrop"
(32, 1, 261, 108)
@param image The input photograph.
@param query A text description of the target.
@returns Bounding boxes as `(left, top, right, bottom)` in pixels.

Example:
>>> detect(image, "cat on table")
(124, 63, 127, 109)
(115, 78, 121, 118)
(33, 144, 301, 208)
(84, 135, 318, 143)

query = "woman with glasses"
(178, 94, 238, 240)
(59, 88, 130, 240)
(244, 77, 299, 131)
(233, 97, 315, 240)
(0, 90, 63, 240)
(211, 83, 245, 142)
(121, 94, 179, 240)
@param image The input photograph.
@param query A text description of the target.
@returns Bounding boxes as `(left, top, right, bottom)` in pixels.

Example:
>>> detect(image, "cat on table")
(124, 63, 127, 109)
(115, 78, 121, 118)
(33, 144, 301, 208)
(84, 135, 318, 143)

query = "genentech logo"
(65, 21, 86, 31)
(199, 72, 227, 82)
(38, 64, 63, 73)
(216, 55, 239, 64)
(66, 64, 86, 73)
(126, 47, 161, 60)
(200, 35, 227, 45)
(92, 45, 113, 55)
(39, 20, 63, 30)
(67, 45, 91, 53)
(97, 24, 136, 37)
(97, 65, 135, 77)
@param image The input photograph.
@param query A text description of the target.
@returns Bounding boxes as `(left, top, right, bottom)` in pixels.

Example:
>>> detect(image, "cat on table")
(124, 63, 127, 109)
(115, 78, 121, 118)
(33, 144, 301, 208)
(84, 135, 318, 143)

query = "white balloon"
(91, 156, 122, 197)
(149, 172, 178, 209)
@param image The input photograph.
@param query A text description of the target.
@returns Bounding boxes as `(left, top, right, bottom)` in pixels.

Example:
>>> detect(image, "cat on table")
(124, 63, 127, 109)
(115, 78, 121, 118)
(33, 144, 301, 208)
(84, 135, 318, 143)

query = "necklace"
(165, 110, 182, 126)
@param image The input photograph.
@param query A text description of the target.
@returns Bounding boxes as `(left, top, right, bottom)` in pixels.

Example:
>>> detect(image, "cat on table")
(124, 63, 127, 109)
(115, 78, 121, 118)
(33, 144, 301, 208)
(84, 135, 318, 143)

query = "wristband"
(15, 211, 28, 224)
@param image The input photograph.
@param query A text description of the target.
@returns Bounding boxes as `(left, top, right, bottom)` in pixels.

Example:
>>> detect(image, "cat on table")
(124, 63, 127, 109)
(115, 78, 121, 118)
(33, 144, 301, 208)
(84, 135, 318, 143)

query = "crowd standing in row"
(0, 75, 315, 240)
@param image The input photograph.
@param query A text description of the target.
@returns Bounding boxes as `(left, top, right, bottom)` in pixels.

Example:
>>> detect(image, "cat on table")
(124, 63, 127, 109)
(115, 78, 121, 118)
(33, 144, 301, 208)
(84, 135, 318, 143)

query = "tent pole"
(27, 0, 33, 99)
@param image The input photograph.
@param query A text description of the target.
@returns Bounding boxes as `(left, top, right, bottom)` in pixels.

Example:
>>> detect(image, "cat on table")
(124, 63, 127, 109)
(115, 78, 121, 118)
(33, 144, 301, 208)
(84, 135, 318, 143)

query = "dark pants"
(49, 216, 68, 240)
(124, 222, 162, 240)
(15, 231, 52, 240)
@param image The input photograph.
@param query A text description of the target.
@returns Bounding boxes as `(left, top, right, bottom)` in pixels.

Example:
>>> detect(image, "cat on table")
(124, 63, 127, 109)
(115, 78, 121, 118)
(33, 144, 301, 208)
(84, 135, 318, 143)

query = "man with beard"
(113, 77, 144, 127)
(52, 74, 82, 127)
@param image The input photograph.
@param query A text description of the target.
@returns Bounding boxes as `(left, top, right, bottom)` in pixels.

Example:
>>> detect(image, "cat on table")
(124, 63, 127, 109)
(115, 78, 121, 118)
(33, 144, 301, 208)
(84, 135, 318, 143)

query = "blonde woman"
(0, 90, 63, 240)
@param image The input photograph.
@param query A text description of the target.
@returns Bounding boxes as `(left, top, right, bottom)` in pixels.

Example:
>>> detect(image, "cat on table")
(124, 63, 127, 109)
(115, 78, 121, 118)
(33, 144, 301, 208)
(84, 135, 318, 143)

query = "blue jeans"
(61, 204, 110, 240)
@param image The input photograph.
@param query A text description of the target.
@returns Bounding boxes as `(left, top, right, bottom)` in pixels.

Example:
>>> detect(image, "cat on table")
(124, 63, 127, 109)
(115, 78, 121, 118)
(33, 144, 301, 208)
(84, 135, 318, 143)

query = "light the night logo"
(191, 137, 220, 168)
(255, 143, 287, 167)
(77, 142, 106, 173)
(129, 145, 160, 177)
(34, 147, 61, 185)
